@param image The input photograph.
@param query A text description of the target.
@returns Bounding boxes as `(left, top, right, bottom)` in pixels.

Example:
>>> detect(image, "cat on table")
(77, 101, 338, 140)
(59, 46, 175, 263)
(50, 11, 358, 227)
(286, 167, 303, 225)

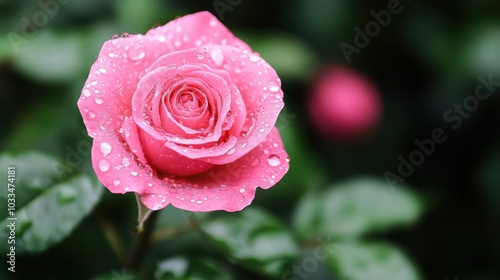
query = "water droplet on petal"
(267, 154, 281, 167)
(113, 179, 120, 186)
(100, 142, 112, 155)
(219, 185, 228, 191)
(269, 82, 280, 92)
(99, 159, 110, 172)
(108, 52, 115, 58)
(88, 111, 96, 119)
(148, 182, 153, 187)
(250, 158, 260, 167)
(211, 48, 224, 66)
(227, 148, 236, 155)
(122, 157, 130, 166)
(241, 142, 248, 148)
(94, 96, 103, 105)
(239, 187, 245, 193)
(99, 68, 107, 74)
(127, 44, 145, 61)
(130, 171, 138, 176)
(124, 187, 130, 191)
(197, 200, 203, 204)
(249, 53, 260, 62)
(83, 89, 91, 97)
(285, 156, 290, 163)
(158, 36, 166, 42)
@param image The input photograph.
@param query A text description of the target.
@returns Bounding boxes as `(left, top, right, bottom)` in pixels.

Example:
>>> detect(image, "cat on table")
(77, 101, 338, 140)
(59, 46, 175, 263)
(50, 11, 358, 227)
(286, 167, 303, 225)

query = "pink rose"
(77, 12, 289, 212)
(308, 66, 382, 142)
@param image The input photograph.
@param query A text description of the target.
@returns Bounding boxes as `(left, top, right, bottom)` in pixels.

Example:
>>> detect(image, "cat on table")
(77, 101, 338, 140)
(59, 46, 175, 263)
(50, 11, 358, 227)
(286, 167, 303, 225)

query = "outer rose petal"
(146, 11, 251, 52)
(139, 128, 289, 211)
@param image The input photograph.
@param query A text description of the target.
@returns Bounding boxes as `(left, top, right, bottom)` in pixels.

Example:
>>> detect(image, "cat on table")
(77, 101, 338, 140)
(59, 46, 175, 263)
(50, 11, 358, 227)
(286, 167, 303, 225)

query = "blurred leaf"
(4, 102, 66, 152)
(328, 241, 421, 280)
(293, 177, 423, 240)
(252, 33, 317, 81)
(154, 256, 233, 280)
(200, 208, 299, 278)
(0, 152, 103, 254)
(12, 30, 86, 82)
(0, 152, 62, 220)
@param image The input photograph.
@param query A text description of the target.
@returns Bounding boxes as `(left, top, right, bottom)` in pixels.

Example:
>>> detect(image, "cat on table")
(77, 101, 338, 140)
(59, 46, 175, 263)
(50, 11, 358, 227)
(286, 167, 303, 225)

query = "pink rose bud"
(308, 66, 382, 142)
(77, 12, 289, 212)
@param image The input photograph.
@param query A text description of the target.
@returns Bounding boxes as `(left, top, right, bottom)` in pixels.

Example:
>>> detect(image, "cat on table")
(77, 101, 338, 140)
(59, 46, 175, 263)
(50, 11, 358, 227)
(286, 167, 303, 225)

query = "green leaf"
(154, 256, 233, 280)
(0, 152, 62, 220)
(0, 152, 103, 254)
(250, 33, 317, 81)
(12, 30, 86, 82)
(293, 177, 423, 240)
(200, 208, 299, 278)
(328, 241, 421, 280)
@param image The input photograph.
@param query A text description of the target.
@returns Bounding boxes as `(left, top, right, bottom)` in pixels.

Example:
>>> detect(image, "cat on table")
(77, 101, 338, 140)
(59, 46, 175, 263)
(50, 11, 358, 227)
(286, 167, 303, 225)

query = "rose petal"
(139, 128, 289, 211)
(194, 46, 285, 165)
(146, 11, 251, 52)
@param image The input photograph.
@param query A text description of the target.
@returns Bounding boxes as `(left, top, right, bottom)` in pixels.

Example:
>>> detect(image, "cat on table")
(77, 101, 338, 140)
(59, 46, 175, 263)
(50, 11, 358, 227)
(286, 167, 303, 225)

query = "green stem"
(125, 209, 159, 269)
(94, 210, 127, 264)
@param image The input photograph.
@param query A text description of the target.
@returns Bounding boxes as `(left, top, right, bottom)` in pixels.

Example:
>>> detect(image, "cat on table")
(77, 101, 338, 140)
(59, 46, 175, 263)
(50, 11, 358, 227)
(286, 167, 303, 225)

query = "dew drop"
(130, 171, 138, 176)
(100, 142, 111, 155)
(99, 159, 110, 172)
(241, 142, 248, 148)
(127, 44, 145, 61)
(267, 154, 281, 167)
(250, 158, 260, 167)
(99, 68, 107, 74)
(124, 187, 130, 191)
(94, 96, 103, 105)
(211, 48, 224, 66)
(219, 185, 228, 191)
(90, 80, 98, 86)
(273, 143, 278, 148)
(239, 187, 245, 193)
(113, 179, 120, 186)
(249, 53, 260, 62)
(83, 89, 91, 97)
(108, 52, 115, 58)
(158, 36, 166, 42)
(111, 34, 119, 40)
(122, 157, 130, 166)
(147, 182, 153, 187)
(285, 156, 290, 163)
(269, 82, 280, 92)
(196, 200, 203, 204)
(89, 111, 96, 119)
(227, 148, 236, 155)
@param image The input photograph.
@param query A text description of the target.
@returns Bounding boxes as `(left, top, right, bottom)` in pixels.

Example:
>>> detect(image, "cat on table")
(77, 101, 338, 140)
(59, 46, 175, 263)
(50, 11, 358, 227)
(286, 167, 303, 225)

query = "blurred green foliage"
(1, 0, 500, 280)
